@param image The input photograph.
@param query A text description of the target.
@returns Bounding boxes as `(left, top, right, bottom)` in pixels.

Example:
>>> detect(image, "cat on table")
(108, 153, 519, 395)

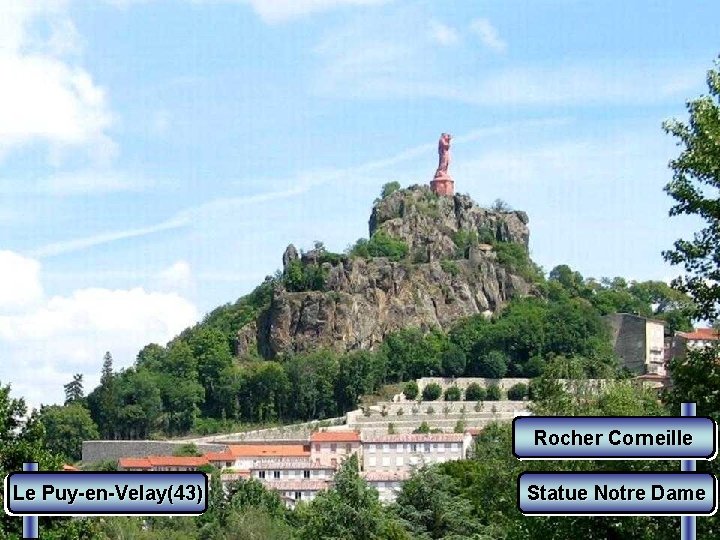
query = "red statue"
(436, 132, 452, 175)
(431, 132, 455, 196)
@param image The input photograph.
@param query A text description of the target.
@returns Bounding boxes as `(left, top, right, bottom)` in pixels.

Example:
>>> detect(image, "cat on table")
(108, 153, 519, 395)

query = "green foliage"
(421, 382, 442, 401)
(485, 384, 502, 401)
(444, 386, 462, 401)
(464, 382, 486, 401)
(491, 198, 512, 211)
(383, 328, 443, 381)
(173, 443, 201, 457)
(440, 259, 460, 276)
(495, 241, 541, 281)
(662, 59, 720, 320)
(380, 181, 401, 199)
(474, 350, 508, 378)
(414, 421, 431, 434)
(37, 403, 98, 462)
(451, 229, 479, 258)
(507, 382, 529, 400)
(63, 373, 84, 405)
(284, 259, 328, 292)
(349, 231, 409, 261)
(298, 455, 399, 540)
(402, 380, 419, 400)
(453, 419, 466, 433)
(440, 346, 466, 377)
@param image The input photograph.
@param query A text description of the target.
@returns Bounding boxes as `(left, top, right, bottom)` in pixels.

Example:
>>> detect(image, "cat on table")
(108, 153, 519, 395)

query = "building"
(606, 313, 667, 376)
(264, 480, 330, 508)
(675, 328, 720, 351)
(309, 430, 361, 467)
(361, 433, 472, 473)
(362, 471, 410, 502)
(250, 459, 335, 483)
(224, 444, 310, 469)
(118, 456, 209, 471)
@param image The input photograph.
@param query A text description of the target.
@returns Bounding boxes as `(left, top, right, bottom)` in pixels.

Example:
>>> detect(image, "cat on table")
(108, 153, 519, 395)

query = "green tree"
(403, 380, 419, 400)
(63, 373, 84, 405)
(485, 384, 502, 401)
(421, 382, 442, 401)
(380, 181, 401, 199)
(507, 382, 529, 400)
(441, 346, 467, 378)
(393, 466, 489, 539)
(474, 350, 508, 378)
(444, 386, 462, 401)
(298, 455, 397, 540)
(38, 403, 99, 461)
(464, 382, 486, 401)
(663, 59, 720, 320)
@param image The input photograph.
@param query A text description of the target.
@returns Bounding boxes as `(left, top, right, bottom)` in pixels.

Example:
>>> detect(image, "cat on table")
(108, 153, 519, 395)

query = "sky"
(0, 0, 718, 408)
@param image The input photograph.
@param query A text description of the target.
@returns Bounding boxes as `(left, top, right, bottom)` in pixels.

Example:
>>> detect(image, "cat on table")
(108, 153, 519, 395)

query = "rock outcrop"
(237, 186, 535, 358)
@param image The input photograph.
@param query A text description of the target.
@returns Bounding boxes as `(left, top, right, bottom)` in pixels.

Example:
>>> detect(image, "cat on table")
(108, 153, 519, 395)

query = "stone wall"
(81, 441, 226, 464)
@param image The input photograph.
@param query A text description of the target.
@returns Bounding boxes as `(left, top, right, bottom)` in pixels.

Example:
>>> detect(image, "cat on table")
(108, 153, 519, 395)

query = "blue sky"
(1, 0, 718, 407)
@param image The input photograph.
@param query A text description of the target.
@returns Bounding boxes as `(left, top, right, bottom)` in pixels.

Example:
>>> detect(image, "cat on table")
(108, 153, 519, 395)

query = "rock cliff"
(237, 186, 535, 358)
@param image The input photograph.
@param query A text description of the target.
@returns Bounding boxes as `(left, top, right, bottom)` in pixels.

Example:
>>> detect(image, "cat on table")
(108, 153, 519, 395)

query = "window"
(424, 444, 431, 453)
(397, 444, 404, 453)
(273, 471, 280, 479)
(369, 444, 376, 453)
(303, 470, 310, 479)
(330, 443, 337, 453)
(315, 444, 320, 452)
(295, 491, 302, 500)
(382, 456, 390, 467)
(345, 443, 352, 453)
(396, 456, 403, 466)
(383, 443, 390, 453)
(258, 471, 266, 479)
(369, 456, 377, 467)
(410, 443, 417, 452)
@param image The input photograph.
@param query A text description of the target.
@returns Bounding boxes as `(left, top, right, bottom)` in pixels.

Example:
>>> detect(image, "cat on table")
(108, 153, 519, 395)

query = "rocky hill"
(237, 186, 538, 358)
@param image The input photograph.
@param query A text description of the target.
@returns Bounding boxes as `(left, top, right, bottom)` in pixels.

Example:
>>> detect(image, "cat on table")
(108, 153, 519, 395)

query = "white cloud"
(239, 0, 391, 23)
(0, 1, 113, 161)
(156, 260, 193, 290)
(34, 170, 150, 195)
(0, 251, 198, 407)
(429, 20, 459, 46)
(469, 18, 506, 53)
(0, 251, 44, 312)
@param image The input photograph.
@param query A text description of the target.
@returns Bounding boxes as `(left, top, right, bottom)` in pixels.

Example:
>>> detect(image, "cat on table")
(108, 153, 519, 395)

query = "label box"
(513, 416, 718, 460)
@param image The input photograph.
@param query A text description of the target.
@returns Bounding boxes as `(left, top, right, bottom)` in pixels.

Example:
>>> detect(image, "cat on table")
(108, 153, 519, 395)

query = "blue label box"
(518, 472, 718, 516)
(4, 471, 208, 516)
(513, 416, 718, 460)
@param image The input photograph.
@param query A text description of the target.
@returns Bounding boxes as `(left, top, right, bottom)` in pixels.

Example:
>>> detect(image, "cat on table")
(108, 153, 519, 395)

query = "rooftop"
(260, 480, 330, 491)
(119, 456, 209, 469)
(362, 433, 467, 443)
(226, 444, 310, 458)
(678, 328, 720, 341)
(310, 430, 361, 443)
(362, 471, 411, 482)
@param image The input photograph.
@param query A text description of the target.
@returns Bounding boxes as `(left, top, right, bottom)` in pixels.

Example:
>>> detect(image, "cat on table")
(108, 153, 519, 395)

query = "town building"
(362, 471, 410, 503)
(360, 433, 472, 473)
(675, 328, 720, 351)
(606, 313, 667, 376)
(309, 430, 361, 467)
(118, 456, 209, 471)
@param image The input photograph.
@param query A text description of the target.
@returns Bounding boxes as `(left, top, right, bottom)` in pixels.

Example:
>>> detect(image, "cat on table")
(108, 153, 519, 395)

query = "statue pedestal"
(430, 173, 454, 196)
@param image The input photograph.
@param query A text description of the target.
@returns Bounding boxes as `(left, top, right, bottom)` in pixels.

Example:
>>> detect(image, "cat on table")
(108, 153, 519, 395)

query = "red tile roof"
(310, 430, 360, 443)
(679, 328, 720, 341)
(226, 444, 310, 458)
(204, 451, 235, 462)
(118, 457, 151, 469)
(119, 456, 209, 469)
(148, 456, 208, 467)
(362, 433, 466, 443)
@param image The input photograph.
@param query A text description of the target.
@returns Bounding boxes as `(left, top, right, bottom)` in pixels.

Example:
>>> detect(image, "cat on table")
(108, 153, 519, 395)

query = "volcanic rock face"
(237, 186, 534, 358)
